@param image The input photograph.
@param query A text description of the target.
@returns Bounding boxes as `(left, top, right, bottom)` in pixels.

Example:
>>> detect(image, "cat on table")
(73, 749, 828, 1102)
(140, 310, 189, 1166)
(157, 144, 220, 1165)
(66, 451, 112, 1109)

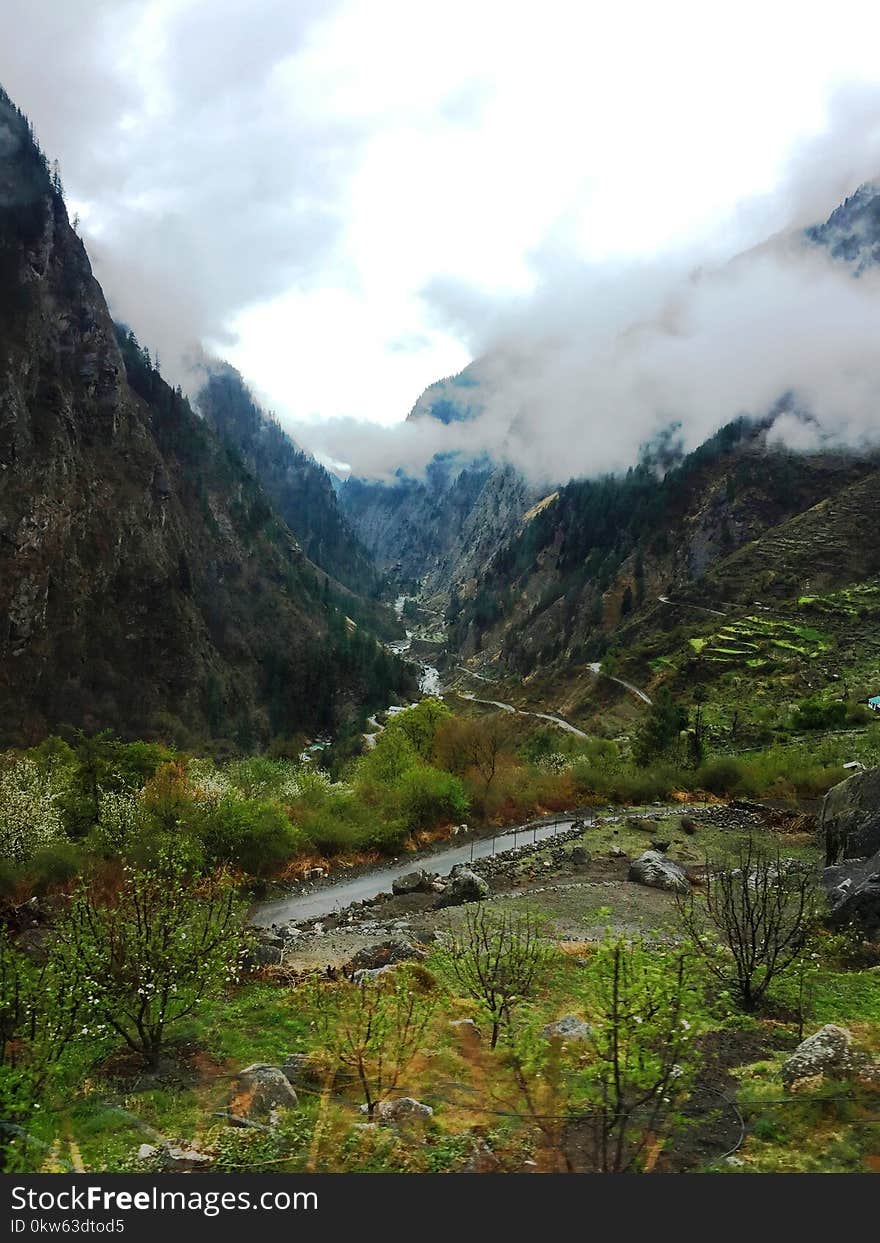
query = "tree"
(306, 965, 438, 1117)
(53, 851, 247, 1066)
(574, 937, 696, 1172)
(632, 686, 688, 765)
(0, 928, 80, 1170)
(385, 697, 450, 760)
(441, 907, 555, 1048)
(676, 838, 818, 1011)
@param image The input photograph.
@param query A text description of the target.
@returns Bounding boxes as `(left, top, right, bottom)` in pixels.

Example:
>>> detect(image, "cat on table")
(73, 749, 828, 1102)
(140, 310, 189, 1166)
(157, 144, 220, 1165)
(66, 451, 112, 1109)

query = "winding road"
(587, 662, 652, 706)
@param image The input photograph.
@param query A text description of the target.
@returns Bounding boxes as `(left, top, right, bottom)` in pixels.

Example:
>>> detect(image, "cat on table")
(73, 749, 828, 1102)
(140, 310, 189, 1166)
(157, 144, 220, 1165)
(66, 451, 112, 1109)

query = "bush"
(395, 765, 468, 834)
(791, 697, 847, 732)
(197, 795, 300, 875)
(696, 756, 747, 796)
(27, 841, 83, 894)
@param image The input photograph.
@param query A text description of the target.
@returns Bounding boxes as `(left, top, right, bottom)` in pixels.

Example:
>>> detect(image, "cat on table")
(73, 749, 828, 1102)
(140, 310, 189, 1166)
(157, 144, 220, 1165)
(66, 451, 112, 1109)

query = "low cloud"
(300, 240, 880, 484)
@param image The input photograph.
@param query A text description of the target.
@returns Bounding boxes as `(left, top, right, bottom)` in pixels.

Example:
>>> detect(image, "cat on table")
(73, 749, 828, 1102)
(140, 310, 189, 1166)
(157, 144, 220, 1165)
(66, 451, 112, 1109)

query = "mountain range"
(3, 73, 880, 749)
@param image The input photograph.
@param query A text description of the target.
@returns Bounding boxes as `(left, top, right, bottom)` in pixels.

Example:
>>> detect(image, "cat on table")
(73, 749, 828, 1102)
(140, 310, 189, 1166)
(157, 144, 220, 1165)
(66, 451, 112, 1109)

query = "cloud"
(299, 235, 880, 483)
(297, 80, 880, 485)
(5, 4, 880, 479)
(0, 0, 354, 387)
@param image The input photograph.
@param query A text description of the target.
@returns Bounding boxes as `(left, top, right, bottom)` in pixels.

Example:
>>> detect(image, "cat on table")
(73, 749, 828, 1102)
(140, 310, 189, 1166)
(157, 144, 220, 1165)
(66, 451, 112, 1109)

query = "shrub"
(696, 756, 746, 796)
(395, 766, 468, 834)
(197, 795, 300, 875)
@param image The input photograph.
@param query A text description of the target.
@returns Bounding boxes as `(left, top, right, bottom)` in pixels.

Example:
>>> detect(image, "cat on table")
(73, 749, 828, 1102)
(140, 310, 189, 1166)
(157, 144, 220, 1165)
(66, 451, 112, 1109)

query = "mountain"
(197, 365, 379, 596)
(339, 358, 536, 593)
(0, 85, 411, 748)
(804, 181, 880, 273)
(410, 181, 880, 725)
(407, 366, 483, 424)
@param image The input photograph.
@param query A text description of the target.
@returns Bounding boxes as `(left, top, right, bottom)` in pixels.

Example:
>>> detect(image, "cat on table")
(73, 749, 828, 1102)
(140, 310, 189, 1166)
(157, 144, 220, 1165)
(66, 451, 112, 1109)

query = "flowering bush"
(52, 850, 248, 1066)
(0, 758, 66, 862)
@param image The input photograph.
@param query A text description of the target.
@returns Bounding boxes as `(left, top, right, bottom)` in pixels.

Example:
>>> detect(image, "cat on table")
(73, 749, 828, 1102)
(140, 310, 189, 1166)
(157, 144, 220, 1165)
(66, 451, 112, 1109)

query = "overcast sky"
(4, 1, 880, 474)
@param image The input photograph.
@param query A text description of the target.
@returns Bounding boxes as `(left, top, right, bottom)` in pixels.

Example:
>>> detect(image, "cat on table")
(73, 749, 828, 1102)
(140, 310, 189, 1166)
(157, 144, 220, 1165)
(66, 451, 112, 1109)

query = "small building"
(869, 695, 880, 713)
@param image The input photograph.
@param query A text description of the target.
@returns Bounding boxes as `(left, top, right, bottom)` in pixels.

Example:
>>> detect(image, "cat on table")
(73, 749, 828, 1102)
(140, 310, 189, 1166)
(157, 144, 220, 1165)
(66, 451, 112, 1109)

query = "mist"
(300, 237, 880, 485)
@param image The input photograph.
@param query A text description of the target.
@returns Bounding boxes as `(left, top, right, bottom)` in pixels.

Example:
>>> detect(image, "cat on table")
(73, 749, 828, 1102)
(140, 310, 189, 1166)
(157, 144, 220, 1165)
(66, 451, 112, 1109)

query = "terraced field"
(688, 616, 832, 670)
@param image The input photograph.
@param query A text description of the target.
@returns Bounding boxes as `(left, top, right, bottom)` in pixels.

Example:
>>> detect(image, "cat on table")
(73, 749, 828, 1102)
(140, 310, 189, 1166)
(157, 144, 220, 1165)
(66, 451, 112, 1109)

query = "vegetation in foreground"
(1, 699, 878, 1174)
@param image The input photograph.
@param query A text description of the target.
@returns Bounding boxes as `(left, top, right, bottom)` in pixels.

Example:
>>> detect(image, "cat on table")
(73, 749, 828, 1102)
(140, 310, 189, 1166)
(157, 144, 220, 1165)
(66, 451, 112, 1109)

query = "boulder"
(347, 938, 426, 973)
(823, 850, 880, 940)
(375, 1097, 434, 1126)
(628, 850, 690, 894)
(820, 767, 880, 865)
(542, 1015, 592, 1043)
(569, 845, 591, 867)
(228, 1064, 298, 1123)
(440, 864, 490, 905)
(781, 1025, 859, 1089)
(392, 869, 434, 895)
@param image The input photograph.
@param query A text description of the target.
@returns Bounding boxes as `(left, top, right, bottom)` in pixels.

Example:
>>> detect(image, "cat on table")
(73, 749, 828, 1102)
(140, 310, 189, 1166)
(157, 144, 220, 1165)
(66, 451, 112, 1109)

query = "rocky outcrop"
(821, 768, 880, 865)
(628, 850, 690, 893)
(823, 849, 880, 939)
(341, 461, 539, 594)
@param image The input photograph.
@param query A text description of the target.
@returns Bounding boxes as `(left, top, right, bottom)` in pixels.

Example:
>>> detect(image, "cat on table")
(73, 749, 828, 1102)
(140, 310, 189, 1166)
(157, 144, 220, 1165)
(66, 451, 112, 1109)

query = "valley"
(1, 73, 880, 1183)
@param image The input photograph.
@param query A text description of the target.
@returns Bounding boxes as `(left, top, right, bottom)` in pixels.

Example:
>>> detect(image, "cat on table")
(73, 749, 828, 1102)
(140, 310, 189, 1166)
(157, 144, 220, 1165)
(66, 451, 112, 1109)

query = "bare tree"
(677, 837, 818, 1011)
(306, 964, 438, 1117)
(442, 907, 554, 1048)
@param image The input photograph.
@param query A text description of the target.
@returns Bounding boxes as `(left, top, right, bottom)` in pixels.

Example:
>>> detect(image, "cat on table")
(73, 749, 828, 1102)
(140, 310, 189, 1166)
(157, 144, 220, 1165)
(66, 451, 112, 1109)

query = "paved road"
(252, 817, 577, 926)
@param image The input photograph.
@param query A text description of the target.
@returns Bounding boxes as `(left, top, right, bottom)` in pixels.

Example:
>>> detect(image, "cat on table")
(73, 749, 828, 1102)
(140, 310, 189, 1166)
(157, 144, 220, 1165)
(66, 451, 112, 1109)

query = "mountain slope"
(198, 365, 379, 595)
(0, 86, 410, 747)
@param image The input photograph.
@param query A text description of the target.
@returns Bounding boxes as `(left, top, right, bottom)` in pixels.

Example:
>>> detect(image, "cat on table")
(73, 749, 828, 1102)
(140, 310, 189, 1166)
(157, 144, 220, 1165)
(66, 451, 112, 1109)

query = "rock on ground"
(392, 869, 436, 895)
(628, 850, 690, 894)
(228, 1064, 298, 1123)
(346, 938, 426, 973)
(440, 864, 490, 905)
(375, 1097, 434, 1125)
(542, 1015, 592, 1043)
(137, 1142, 213, 1170)
(780, 1025, 877, 1089)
